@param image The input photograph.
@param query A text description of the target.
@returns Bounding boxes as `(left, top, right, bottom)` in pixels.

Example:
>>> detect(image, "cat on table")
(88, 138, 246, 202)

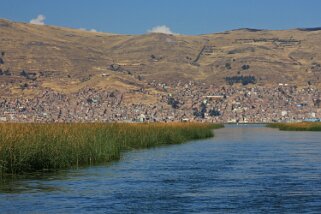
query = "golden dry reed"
(0, 123, 222, 176)
(268, 122, 321, 131)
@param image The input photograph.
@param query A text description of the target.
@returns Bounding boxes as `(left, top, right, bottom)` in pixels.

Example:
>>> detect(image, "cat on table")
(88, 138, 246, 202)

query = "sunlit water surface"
(1, 125, 321, 213)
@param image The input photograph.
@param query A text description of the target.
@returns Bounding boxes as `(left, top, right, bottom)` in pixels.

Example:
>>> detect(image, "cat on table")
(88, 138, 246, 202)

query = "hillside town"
(1, 18, 321, 124)
(1, 81, 320, 123)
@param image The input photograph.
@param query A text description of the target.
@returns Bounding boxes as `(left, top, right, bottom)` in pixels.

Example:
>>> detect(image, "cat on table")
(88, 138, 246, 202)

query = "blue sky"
(1, 0, 321, 35)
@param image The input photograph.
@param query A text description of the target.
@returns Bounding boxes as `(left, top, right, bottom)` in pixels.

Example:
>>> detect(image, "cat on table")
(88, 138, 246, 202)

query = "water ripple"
(1, 125, 321, 213)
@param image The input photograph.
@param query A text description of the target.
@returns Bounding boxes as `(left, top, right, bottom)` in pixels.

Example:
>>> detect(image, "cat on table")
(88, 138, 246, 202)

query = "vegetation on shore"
(0, 123, 222, 176)
(267, 122, 321, 131)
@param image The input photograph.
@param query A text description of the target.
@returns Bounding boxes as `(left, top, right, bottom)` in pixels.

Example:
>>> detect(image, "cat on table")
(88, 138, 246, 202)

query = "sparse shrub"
(20, 70, 28, 77)
(225, 63, 232, 70)
(109, 64, 121, 71)
(20, 70, 37, 80)
(3, 69, 11, 76)
(241, 64, 250, 70)
(20, 83, 29, 90)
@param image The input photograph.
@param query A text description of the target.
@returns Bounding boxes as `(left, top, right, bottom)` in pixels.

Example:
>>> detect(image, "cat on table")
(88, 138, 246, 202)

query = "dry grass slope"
(0, 18, 321, 99)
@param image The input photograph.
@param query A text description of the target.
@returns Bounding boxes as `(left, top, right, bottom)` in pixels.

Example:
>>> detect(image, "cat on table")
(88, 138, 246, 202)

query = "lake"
(1, 125, 321, 213)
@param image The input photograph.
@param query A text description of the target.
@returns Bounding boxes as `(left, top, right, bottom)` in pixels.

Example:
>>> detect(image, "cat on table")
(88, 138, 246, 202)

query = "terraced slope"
(0, 18, 321, 98)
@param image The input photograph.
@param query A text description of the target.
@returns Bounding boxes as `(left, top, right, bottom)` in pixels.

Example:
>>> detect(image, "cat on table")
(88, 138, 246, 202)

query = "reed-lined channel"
(1, 124, 321, 213)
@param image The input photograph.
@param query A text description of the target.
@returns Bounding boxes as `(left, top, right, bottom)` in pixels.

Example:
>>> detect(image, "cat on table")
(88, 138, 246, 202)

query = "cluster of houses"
(0, 81, 320, 123)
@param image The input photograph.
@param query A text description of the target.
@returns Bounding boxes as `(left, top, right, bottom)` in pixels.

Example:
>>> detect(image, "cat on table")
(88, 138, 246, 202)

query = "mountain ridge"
(0, 18, 321, 96)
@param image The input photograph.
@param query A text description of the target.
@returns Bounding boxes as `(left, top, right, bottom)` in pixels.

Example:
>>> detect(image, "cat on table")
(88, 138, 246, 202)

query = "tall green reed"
(0, 122, 222, 176)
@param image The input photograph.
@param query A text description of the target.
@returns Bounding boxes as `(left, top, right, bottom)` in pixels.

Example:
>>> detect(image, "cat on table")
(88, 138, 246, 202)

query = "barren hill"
(1, 18, 321, 97)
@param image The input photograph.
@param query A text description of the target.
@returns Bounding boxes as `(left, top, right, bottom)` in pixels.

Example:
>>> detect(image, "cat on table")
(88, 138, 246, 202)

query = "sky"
(1, 0, 321, 35)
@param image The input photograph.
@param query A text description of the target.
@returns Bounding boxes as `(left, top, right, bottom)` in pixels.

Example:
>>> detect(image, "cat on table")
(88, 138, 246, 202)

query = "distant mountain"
(0, 18, 320, 97)
(296, 27, 321, 32)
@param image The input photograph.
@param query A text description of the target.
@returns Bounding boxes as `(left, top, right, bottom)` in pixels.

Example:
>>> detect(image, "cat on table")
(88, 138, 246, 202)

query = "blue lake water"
(1, 125, 321, 213)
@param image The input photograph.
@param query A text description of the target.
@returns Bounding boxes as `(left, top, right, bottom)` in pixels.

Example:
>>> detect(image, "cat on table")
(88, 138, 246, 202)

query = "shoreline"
(267, 122, 321, 131)
(0, 122, 223, 177)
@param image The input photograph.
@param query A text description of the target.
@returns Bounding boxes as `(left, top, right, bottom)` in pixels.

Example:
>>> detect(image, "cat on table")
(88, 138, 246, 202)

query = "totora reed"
(267, 122, 321, 131)
(0, 123, 223, 177)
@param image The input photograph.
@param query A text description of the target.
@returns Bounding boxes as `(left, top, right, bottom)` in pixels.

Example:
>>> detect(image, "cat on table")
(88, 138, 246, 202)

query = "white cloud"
(30, 14, 46, 25)
(90, 29, 97, 32)
(148, 25, 178, 35)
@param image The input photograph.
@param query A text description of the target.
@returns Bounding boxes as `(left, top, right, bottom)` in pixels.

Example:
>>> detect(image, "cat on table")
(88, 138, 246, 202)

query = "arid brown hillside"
(0, 18, 321, 98)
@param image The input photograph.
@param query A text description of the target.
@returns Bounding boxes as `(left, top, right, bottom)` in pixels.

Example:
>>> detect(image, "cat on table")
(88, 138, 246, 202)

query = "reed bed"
(0, 123, 222, 176)
(267, 122, 321, 131)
